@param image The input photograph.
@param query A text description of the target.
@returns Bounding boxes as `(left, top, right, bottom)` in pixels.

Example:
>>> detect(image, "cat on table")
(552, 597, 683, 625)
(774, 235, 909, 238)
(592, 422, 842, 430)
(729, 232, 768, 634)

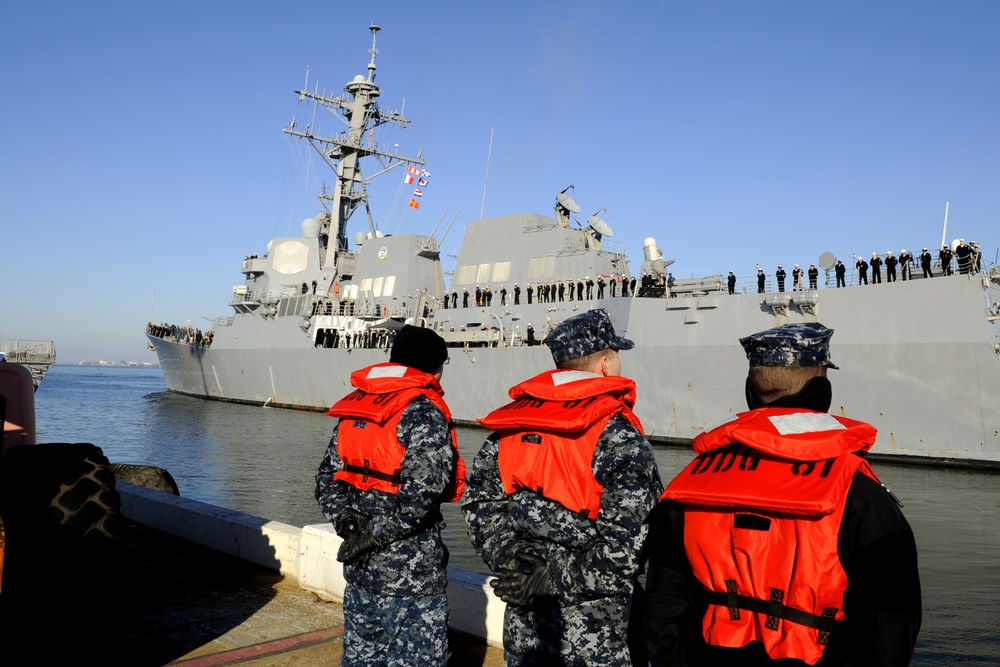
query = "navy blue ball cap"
(546, 309, 634, 363)
(739, 322, 839, 369)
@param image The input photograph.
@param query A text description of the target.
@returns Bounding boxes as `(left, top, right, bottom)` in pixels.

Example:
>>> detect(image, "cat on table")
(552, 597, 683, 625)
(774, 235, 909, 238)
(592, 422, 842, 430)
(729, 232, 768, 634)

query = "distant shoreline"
(66, 361, 160, 367)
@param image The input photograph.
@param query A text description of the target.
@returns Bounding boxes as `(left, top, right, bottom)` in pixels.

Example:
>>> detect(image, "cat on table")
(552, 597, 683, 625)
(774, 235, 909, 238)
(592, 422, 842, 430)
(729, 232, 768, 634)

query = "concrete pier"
(0, 481, 505, 665)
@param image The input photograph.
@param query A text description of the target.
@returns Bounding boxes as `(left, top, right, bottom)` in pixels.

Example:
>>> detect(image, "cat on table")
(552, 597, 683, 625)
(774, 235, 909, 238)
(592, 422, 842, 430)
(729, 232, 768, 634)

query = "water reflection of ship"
(146, 26, 1000, 466)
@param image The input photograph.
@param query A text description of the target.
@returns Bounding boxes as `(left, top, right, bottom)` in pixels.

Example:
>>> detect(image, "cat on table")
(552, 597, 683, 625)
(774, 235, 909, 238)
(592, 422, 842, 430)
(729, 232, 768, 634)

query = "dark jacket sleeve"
(642, 499, 702, 667)
(822, 472, 922, 666)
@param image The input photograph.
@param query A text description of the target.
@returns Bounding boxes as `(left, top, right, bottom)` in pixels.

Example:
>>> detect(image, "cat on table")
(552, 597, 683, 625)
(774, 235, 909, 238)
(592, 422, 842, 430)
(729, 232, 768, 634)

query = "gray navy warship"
(1, 338, 56, 390)
(147, 26, 1000, 465)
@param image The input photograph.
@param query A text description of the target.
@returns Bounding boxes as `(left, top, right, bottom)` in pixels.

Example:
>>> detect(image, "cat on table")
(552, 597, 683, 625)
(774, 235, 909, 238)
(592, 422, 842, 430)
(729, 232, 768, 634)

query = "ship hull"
(151, 274, 1000, 465)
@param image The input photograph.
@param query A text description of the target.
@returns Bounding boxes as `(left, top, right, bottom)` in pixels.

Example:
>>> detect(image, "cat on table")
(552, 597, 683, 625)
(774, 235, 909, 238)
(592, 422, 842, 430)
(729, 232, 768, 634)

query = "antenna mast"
(940, 201, 950, 250)
(480, 127, 494, 219)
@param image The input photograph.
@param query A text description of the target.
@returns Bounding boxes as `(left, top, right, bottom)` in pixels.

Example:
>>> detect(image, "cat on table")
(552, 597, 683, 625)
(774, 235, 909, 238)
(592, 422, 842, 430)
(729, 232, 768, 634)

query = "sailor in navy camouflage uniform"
(463, 309, 662, 666)
(316, 326, 460, 666)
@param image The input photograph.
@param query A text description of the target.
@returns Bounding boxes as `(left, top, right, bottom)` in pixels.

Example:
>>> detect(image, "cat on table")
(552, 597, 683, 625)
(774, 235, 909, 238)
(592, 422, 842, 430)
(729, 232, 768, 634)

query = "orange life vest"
(479, 369, 643, 519)
(661, 408, 880, 665)
(326, 363, 466, 501)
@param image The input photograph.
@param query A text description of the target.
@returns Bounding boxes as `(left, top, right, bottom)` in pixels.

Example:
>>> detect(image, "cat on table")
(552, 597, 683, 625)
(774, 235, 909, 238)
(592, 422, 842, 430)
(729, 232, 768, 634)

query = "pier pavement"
(121, 521, 506, 666)
(1, 498, 504, 666)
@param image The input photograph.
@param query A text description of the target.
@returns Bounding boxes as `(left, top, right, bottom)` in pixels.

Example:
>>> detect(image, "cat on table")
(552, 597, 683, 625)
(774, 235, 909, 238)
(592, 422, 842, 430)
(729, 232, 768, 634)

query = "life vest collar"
(506, 368, 636, 406)
(693, 407, 875, 461)
(349, 362, 443, 396)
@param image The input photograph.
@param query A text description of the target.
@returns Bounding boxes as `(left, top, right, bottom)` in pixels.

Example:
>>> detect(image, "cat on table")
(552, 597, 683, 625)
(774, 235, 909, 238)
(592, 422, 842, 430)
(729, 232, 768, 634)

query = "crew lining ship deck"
(147, 26, 1000, 466)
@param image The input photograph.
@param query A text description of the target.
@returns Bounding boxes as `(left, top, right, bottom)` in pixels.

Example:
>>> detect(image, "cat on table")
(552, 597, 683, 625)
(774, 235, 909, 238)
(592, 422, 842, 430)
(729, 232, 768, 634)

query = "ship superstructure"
(147, 27, 1000, 465)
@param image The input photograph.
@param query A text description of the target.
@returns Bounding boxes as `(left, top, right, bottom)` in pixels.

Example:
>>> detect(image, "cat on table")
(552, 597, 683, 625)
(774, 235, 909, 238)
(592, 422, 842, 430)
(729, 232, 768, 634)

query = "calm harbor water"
(34, 365, 1000, 664)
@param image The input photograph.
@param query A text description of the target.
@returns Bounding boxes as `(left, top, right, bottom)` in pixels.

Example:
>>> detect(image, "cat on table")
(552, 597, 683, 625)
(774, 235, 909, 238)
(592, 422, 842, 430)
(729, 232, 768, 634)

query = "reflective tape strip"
(366, 365, 407, 379)
(551, 370, 601, 386)
(768, 412, 846, 436)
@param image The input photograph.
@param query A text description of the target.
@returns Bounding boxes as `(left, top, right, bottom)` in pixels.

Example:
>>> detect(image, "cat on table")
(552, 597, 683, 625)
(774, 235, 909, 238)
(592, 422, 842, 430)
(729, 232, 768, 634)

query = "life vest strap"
(706, 584, 842, 643)
(341, 460, 403, 486)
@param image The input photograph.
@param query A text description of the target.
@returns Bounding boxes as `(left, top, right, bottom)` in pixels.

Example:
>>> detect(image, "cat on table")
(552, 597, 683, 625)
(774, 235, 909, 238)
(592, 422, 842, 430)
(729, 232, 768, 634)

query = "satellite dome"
(300, 217, 320, 238)
(355, 231, 367, 246)
(353, 74, 366, 83)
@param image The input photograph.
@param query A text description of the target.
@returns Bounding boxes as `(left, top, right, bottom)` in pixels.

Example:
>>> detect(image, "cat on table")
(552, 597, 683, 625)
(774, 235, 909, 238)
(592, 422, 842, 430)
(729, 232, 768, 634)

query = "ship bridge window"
(476, 263, 491, 283)
(492, 261, 511, 283)
(456, 265, 477, 285)
(528, 255, 556, 279)
(279, 295, 307, 317)
(369, 276, 396, 297)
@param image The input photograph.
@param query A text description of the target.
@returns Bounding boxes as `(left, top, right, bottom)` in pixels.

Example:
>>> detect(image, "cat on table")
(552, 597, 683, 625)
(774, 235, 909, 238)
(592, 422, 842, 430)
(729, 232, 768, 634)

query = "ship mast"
(283, 25, 424, 269)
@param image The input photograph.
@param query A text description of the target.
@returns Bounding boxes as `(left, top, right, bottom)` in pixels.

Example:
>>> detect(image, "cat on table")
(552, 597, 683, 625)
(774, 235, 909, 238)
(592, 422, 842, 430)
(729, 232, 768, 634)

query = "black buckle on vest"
(817, 607, 837, 645)
(704, 588, 842, 644)
(342, 459, 403, 485)
(765, 588, 784, 630)
(725, 580, 740, 620)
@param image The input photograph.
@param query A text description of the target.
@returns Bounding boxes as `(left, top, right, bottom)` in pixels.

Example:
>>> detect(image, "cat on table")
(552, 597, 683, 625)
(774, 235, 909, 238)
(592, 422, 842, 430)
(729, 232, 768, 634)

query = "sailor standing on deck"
(920, 248, 933, 278)
(956, 239, 973, 274)
(835, 260, 846, 288)
(316, 326, 466, 666)
(870, 253, 883, 284)
(464, 309, 661, 667)
(856, 256, 868, 285)
(899, 250, 913, 280)
(939, 246, 953, 276)
(642, 322, 921, 666)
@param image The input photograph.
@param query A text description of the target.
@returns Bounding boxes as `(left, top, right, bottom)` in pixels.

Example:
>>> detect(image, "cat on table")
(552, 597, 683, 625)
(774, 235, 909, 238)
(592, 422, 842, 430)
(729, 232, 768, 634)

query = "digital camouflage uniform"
(316, 395, 453, 666)
(463, 309, 662, 667)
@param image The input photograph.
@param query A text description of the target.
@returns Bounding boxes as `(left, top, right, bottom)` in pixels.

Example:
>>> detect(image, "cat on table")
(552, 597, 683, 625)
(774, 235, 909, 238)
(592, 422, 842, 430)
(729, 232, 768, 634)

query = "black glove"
(336, 508, 369, 538)
(489, 550, 555, 607)
(337, 517, 384, 564)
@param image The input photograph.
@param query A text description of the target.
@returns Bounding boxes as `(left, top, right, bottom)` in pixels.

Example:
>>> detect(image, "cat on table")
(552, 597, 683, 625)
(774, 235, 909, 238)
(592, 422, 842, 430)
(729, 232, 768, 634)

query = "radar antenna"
(367, 25, 380, 82)
(555, 185, 580, 227)
(587, 207, 614, 238)
(818, 251, 837, 288)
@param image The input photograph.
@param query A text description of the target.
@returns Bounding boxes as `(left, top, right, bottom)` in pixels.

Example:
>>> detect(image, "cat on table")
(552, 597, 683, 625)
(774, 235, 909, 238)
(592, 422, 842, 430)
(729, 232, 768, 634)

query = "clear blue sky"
(2, 1, 998, 363)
